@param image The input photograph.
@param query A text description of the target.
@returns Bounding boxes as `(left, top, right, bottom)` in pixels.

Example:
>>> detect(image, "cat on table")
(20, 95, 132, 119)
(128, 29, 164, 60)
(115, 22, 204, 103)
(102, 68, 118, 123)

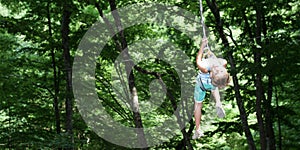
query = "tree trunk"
(265, 75, 276, 150)
(134, 66, 193, 149)
(166, 76, 193, 150)
(95, 1, 148, 148)
(254, 2, 267, 150)
(47, 1, 61, 135)
(206, 0, 256, 149)
(262, 8, 276, 149)
(61, 0, 73, 146)
(275, 88, 282, 150)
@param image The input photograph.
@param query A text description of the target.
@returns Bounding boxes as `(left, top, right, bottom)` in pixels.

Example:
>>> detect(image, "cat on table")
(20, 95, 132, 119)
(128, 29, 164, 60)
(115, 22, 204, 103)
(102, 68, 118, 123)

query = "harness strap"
(197, 74, 208, 91)
(199, 78, 207, 91)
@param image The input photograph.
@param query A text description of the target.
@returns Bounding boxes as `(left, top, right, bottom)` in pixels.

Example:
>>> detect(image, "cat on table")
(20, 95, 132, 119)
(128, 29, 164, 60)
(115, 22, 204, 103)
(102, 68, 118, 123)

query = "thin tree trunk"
(170, 96, 193, 150)
(205, 0, 256, 149)
(265, 75, 276, 150)
(242, 10, 254, 42)
(275, 88, 282, 150)
(47, 1, 61, 135)
(262, 8, 276, 149)
(254, 48, 266, 150)
(94, 1, 148, 148)
(61, 0, 73, 146)
(8, 106, 11, 149)
(166, 74, 193, 150)
(254, 2, 267, 150)
(134, 66, 194, 149)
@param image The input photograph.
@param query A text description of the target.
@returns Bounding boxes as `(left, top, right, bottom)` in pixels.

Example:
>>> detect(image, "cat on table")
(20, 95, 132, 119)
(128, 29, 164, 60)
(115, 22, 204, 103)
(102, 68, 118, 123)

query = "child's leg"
(194, 102, 203, 131)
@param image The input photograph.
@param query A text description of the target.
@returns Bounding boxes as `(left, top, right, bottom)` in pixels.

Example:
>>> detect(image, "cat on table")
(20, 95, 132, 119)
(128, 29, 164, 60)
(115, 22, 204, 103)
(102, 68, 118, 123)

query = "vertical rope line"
(199, 0, 206, 38)
(199, 0, 212, 53)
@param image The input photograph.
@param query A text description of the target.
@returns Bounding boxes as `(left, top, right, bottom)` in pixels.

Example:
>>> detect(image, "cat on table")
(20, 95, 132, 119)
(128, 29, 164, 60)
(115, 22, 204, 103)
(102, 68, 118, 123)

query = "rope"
(199, 0, 206, 39)
(198, 0, 216, 59)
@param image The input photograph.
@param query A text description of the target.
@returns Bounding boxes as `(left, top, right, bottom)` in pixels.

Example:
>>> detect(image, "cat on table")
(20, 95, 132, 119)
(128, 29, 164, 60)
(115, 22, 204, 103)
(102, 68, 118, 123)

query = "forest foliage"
(0, 0, 299, 149)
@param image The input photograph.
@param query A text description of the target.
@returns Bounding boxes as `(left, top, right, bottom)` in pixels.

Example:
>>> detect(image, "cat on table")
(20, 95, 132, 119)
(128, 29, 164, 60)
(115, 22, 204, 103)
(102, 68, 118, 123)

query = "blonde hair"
(210, 66, 230, 88)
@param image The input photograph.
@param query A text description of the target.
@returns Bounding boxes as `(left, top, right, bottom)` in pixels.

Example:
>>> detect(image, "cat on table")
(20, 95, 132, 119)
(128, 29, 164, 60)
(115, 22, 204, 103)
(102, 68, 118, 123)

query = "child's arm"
(196, 38, 209, 73)
(211, 87, 222, 107)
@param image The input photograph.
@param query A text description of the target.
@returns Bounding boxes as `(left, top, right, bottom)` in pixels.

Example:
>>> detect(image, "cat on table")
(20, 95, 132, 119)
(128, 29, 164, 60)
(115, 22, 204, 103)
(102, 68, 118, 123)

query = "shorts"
(194, 75, 215, 103)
